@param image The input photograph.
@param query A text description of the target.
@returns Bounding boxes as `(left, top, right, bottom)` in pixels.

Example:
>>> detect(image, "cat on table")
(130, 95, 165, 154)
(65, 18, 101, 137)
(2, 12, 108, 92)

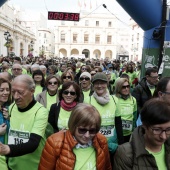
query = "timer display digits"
(48, 11, 80, 21)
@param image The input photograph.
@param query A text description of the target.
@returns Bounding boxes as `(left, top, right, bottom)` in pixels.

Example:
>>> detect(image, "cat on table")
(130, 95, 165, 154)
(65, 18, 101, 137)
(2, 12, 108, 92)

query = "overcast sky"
(9, 0, 130, 27)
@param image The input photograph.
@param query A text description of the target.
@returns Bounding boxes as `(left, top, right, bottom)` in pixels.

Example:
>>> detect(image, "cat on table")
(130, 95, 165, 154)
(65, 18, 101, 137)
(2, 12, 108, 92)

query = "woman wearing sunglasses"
(79, 72, 93, 103)
(60, 70, 74, 85)
(32, 70, 46, 97)
(36, 75, 60, 111)
(114, 78, 137, 142)
(48, 81, 80, 132)
(39, 103, 111, 170)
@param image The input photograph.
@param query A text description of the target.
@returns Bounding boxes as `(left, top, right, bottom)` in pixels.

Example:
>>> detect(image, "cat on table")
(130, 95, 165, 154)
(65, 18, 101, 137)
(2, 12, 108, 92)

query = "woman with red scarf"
(48, 81, 81, 132)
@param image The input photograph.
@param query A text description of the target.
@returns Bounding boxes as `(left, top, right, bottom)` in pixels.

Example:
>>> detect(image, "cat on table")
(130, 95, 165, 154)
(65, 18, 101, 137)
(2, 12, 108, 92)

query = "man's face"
(12, 65, 22, 77)
(11, 81, 34, 109)
(146, 72, 159, 85)
(60, 65, 67, 72)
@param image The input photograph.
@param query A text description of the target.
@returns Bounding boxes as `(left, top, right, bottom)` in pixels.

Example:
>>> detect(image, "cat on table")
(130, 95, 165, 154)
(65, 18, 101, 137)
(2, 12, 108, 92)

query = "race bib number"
(8, 129, 30, 145)
(122, 120, 133, 131)
(99, 125, 114, 138)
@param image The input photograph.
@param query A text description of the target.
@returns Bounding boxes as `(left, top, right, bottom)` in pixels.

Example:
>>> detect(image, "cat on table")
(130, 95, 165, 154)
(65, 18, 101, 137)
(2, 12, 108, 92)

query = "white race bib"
(99, 125, 114, 138)
(122, 120, 133, 131)
(8, 129, 30, 145)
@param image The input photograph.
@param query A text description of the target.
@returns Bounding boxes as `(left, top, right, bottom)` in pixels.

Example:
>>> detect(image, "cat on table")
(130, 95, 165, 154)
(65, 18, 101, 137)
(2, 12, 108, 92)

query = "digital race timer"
(48, 11, 80, 21)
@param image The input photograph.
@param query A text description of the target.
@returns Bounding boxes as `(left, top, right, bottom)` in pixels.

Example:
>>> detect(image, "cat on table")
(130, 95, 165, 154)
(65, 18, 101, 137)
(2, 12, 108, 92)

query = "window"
(44, 33, 46, 38)
(137, 33, 139, 40)
(73, 34, 77, 43)
(61, 33, 65, 43)
(85, 20, 89, 26)
(39, 33, 41, 36)
(74, 22, 77, 26)
(108, 21, 112, 27)
(132, 35, 134, 42)
(61, 21, 65, 25)
(95, 35, 100, 44)
(96, 21, 99, 26)
(84, 34, 89, 43)
(107, 35, 112, 44)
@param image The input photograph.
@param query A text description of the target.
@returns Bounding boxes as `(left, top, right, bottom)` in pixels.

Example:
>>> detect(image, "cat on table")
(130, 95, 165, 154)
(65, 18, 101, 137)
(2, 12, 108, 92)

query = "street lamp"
(4, 31, 11, 57)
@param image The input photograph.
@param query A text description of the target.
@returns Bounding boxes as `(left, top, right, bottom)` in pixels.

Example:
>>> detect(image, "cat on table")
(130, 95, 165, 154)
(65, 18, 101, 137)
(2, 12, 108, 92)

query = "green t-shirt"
(73, 146, 96, 170)
(147, 144, 167, 170)
(83, 89, 91, 104)
(46, 92, 57, 111)
(89, 95, 120, 139)
(118, 96, 137, 136)
(0, 156, 8, 170)
(58, 108, 71, 130)
(126, 72, 137, 86)
(34, 85, 43, 98)
(8, 102, 48, 170)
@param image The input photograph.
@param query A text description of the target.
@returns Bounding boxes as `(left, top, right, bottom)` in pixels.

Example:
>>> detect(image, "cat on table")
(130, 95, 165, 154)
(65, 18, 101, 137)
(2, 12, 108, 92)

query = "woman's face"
(144, 121, 170, 150)
(74, 125, 96, 145)
(90, 71, 96, 79)
(62, 85, 77, 104)
(47, 78, 58, 92)
(63, 73, 72, 83)
(120, 81, 130, 96)
(0, 82, 10, 104)
(79, 76, 91, 89)
(81, 66, 87, 73)
(93, 80, 107, 96)
(34, 74, 42, 83)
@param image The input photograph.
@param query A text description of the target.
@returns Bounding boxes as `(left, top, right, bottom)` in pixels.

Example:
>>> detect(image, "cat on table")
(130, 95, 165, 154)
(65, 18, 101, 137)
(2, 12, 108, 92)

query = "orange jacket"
(38, 130, 111, 170)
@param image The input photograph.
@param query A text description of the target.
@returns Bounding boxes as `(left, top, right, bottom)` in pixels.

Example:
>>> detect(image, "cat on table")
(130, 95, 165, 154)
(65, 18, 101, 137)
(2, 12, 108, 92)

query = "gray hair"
(13, 74, 35, 90)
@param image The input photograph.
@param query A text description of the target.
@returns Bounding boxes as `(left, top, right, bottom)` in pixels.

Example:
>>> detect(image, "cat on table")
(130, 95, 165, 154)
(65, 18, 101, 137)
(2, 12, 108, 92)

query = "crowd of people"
(0, 55, 169, 170)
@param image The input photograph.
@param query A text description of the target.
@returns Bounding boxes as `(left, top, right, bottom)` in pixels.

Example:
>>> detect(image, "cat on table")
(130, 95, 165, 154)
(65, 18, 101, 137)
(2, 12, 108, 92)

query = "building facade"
(54, 11, 122, 59)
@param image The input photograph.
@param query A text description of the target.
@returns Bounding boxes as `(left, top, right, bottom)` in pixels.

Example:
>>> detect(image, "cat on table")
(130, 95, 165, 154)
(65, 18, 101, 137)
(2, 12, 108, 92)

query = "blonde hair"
(115, 78, 130, 98)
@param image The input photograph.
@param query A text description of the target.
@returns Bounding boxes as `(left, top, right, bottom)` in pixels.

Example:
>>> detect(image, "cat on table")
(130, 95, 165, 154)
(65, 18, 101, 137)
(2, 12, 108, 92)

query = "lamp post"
(4, 31, 11, 57)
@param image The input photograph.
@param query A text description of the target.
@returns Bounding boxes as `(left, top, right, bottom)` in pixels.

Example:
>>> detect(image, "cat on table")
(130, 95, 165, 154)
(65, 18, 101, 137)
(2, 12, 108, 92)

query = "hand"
(2, 107, 9, 119)
(0, 142, 10, 156)
(0, 123, 7, 135)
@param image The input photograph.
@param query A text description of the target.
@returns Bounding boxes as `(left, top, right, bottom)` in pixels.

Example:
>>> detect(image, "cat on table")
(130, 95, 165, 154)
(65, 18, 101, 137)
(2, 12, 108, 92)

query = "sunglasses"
(48, 81, 58, 85)
(63, 76, 71, 79)
(80, 77, 90, 81)
(122, 85, 130, 89)
(81, 68, 87, 70)
(12, 68, 22, 71)
(63, 90, 76, 96)
(77, 127, 97, 134)
(91, 73, 96, 76)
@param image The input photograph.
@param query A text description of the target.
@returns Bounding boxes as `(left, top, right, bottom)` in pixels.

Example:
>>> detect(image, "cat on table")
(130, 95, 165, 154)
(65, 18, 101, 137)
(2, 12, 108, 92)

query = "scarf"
(60, 99, 77, 111)
(93, 91, 110, 105)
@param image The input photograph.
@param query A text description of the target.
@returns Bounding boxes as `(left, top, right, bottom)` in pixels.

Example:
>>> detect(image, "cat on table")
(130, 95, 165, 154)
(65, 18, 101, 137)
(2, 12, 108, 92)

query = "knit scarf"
(93, 91, 110, 105)
(60, 99, 77, 111)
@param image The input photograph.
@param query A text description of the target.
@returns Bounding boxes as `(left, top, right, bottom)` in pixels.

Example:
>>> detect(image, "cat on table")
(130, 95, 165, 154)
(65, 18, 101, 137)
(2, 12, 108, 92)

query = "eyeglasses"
(80, 77, 90, 81)
(12, 68, 22, 71)
(91, 73, 96, 76)
(63, 76, 71, 79)
(77, 127, 97, 134)
(63, 90, 76, 96)
(150, 127, 170, 135)
(122, 85, 130, 89)
(48, 81, 58, 85)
